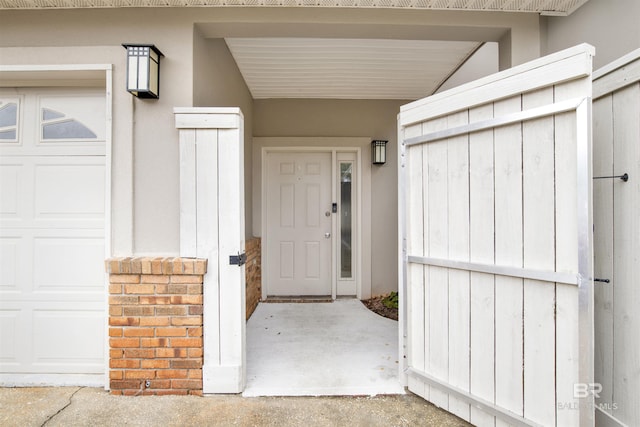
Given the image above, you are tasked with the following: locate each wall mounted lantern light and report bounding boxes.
[372,140,388,165]
[123,44,164,99]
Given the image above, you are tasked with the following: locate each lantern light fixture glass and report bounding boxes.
[371,140,388,165]
[123,44,164,99]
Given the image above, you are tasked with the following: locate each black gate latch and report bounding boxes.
[229,252,247,267]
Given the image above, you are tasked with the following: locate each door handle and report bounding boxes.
[324,233,331,239]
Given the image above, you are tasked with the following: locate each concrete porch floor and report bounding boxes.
[243,299,405,397]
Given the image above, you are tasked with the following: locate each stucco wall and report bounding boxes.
[0,6,545,263]
[0,8,197,256]
[253,99,405,296]
[544,0,640,69]
[193,35,254,239]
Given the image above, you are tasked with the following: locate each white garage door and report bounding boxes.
[0,88,106,384]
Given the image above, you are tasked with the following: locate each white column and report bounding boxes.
[174,107,246,393]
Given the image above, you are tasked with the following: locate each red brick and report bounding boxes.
[170,275,204,284]
[151,258,163,275]
[155,284,169,294]
[110,390,123,396]
[140,316,170,326]
[110,349,124,359]
[141,359,170,369]
[140,275,170,284]
[188,390,203,396]
[141,338,169,348]
[187,327,203,337]
[130,259,142,274]
[148,379,171,389]
[171,338,202,348]
[182,260,195,274]
[139,296,171,305]
[156,306,187,316]
[110,274,141,284]
[109,306,123,316]
[167,284,187,294]
[161,258,174,275]
[188,306,203,315]
[170,295,203,305]
[188,369,203,379]
[120,258,133,274]
[110,338,140,348]
[109,283,123,294]
[110,359,140,369]
[156,327,187,337]
[172,258,184,274]
[124,348,154,358]
[124,284,155,294]
[109,295,139,305]
[124,328,155,337]
[140,258,153,275]
[156,369,188,379]
[110,380,142,390]
[193,260,207,275]
[171,359,202,369]
[110,370,123,380]
[123,306,155,316]
[109,317,140,326]
[171,379,202,389]
[156,348,187,358]
[171,317,202,326]
[109,328,123,337]
[187,284,203,295]
[125,370,154,380]
[187,348,203,358]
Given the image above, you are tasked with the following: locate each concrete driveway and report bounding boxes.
[0,387,471,426]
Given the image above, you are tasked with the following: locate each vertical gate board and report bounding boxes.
[427,131,450,410]
[593,49,640,427]
[218,125,246,382]
[554,80,584,427]
[196,129,220,367]
[446,110,471,422]
[179,129,197,257]
[612,83,640,425]
[175,108,246,394]
[522,87,557,427]
[592,95,614,409]
[493,95,524,427]
[406,122,427,401]
[400,44,595,427]
[468,102,496,427]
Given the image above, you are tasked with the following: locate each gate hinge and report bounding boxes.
[229,252,247,267]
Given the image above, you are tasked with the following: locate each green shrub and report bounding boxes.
[382,291,398,309]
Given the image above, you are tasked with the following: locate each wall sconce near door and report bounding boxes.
[371,140,388,165]
[123,44,164,99]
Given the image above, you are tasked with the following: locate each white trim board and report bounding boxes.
[593,48,640,100]
[400,43,595,127]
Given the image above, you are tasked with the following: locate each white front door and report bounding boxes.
[265,152,332,296]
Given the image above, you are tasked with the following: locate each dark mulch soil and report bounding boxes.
[362,295,398,321]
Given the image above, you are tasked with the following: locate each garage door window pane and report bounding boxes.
[41,108,97,140]
[0,102,18,141]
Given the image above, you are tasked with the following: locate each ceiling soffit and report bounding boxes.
[0,0,590,15]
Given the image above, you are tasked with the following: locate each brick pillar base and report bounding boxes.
[245,237,261,320]
[106,257,207,396]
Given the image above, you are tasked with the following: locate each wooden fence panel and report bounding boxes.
[593,49,640,426]
[399,44,595,427]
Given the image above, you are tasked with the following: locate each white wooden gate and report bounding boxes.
[592,48,640,427]
[399,44,595,427]
[174,108,246,393]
